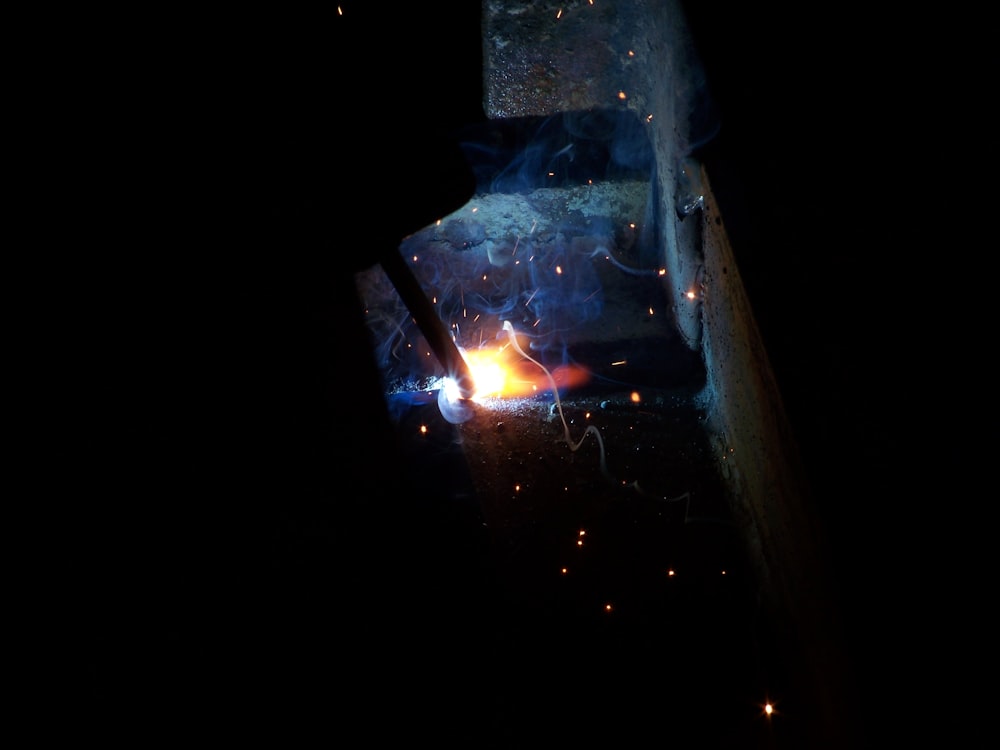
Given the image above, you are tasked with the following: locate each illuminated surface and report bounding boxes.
[391,380,790,745]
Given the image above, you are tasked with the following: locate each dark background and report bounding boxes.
[681,3,987,746]
[53,1,985,745]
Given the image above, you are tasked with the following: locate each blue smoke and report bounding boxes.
[459,109,654,195]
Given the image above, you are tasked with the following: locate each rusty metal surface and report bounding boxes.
[483,0,641,119]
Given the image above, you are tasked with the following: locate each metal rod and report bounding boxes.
[380,247,476,400]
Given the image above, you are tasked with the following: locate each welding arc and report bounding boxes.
[380,248,476,400]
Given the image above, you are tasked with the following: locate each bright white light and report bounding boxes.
[438,380,475,424]
[468,361,506,398]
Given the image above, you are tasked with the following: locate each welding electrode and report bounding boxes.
[379,247,477,400]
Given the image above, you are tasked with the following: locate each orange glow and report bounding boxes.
[459,344,590,399]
